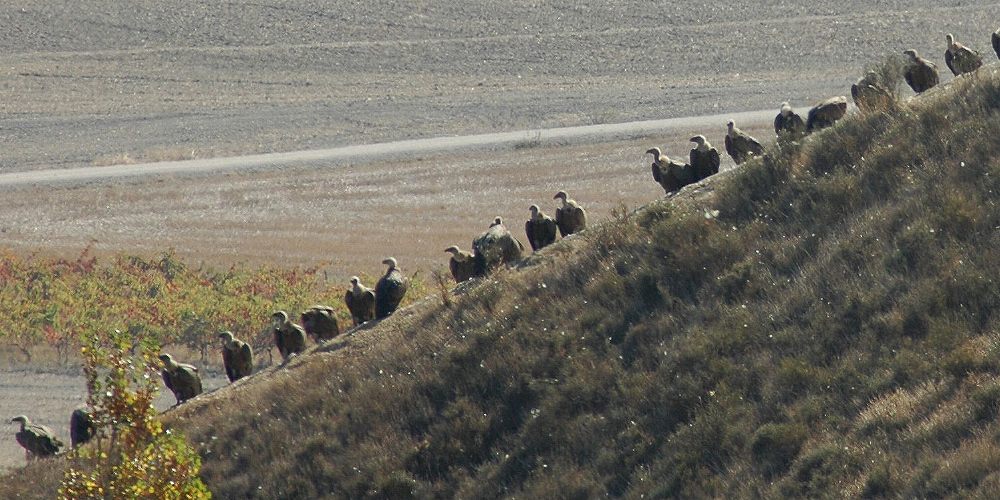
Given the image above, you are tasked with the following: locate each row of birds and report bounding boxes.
[10,30,1000,462]
[8,190,589,459]
[646,32,1000,196]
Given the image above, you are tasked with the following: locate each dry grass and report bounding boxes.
[4,66,1000,498]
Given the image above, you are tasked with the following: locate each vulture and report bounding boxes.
[553,191,587,236]
[689,135,721,181]
[851,72,894,113]
[524,205,558,251]
[158,353,203,405]
[945,33,982,76]
[724,120,764,165]
[445,246,476,283]
[345,276,376,326]
[994,29,1000,61]
[903,49,940,94]
[806,96,848,132]
[472,218,525,276]
[11,415,63,459]
[218,331,253,382]
[301,305,341,342]
[70,408,96,448]
[773,102,806,140]
[646,147,690,194]
[375,257,409,319]
[271,311,307,361]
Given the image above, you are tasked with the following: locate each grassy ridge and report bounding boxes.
[4,68,1000,498]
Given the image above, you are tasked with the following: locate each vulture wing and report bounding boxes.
[525,220,538,251]
[994,31,1000,60]
[161,369,174,394]
[239,342,253,376]
[945,49,957,76]
[724,135,735,162]
[708,149,721,176]
[222,345,235,381]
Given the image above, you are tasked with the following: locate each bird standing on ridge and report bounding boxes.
[375,258,409,319]
[271,311,306,362]
[159,353,203,405]
[70,408,96,448]
[944,33,983,76]
[689,135,720,181]
[525,205,558,251]
[646,147,690,194]
[219,331,253,382]
[851,72,894,113]
[345,276,376,326]
[773,102,806,140]
[724,120,764,165]
[444,245,475,283]
[10,415,63,460]
[806,96,848,132]
[903,49,939,94]
[301,305,341,342]
[553,191,587,236]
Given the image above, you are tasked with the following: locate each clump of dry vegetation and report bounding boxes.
[3,67,1000,498]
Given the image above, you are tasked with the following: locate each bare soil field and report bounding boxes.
[1,0,999,475]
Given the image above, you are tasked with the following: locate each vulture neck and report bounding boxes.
[352,283,365,294]
[696,142,710,152]
[225,339,239,350]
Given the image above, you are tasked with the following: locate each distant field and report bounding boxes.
[0,1,997,172]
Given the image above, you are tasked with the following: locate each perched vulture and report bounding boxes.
[773,102,806,140]
[69,408,96,448]
[646,147,691,194]
[345,276,376,326]
[524,205,558,251]
[445,246,476,282]
[806,96,848,132]
[994,29,1000,60]
[375,258,409,319]
[271,311,307,361]
[553,191,587,236]
[11,416,62,459]
[945,33,982,76]
[301,305,340,342]
[158,353,203,405]
[724,120,764,165]
[689,135,721,181]
[218,331,253,382]
[851,72,894,113]
[903,49,940,94]
[472,219,525,276]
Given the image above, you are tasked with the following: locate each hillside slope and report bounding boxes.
[5,68,1000,498]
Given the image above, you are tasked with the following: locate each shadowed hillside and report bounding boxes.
[5,67,1000,498]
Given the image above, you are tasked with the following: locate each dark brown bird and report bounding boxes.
[806,96,848,132]
[553,191,588,236]
[11,415,63,459]
[851,71,894,112]
[344,276,376,326]
[159,353,203,405]
[903,49,940,94]
[724,120,764,165]
[689,135,721,181]
[773,102,806,140]
[445,246,475,283]
[646,147,689,194]
[945,33,983,76]
[271,311,306,361]
[70,408,96,448]
[525,205,558,251]
[219,331,253,382]
[375,258,409,319]
[301,305,340,342]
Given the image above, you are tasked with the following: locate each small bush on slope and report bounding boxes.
[5,69,1000,498]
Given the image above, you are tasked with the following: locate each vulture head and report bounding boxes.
[779,102,792,116]
[903,49,919,61]
[158,353,177,369]
[726,120,736,136]
[218,331,235,347]
[491,217,503,227]
[946,33,956,50]
[382,257,398,271]
[444,246,460,255]
[10,415,28,428]
[271,311,289,329]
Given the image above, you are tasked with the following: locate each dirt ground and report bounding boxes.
[1,0,1000,473]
